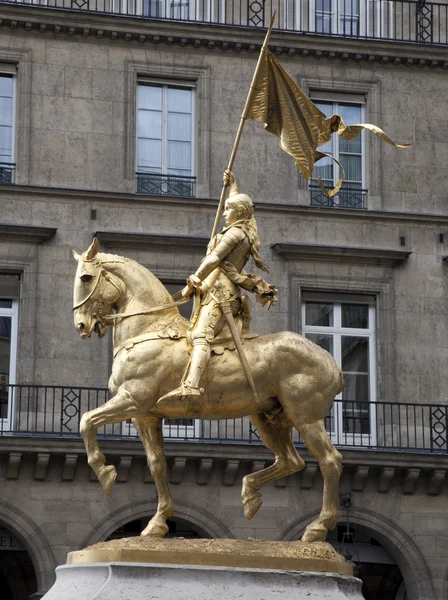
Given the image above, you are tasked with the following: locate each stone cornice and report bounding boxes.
[272,243,411,266]
[0,222,57,243]
[1,4,448,68]
[2,183,448,226]
[95,231,208,253]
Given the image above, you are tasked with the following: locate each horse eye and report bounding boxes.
[81,274,93,283]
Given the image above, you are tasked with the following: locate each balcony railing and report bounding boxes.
[0,162,15,185]
[0,385,447,453]
[136,172,196,197]
[310,185,368,209]
[0,0,447,45]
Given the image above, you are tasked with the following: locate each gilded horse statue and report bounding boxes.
[72,238,344,543]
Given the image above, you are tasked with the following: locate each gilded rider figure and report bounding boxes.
[157,171,278,406]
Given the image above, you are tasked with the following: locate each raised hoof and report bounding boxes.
[98,465,117,495]
[301,524,328,543]
[140,521,169,538]
[242,491,262,520]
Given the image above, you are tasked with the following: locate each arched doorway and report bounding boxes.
[106,516,210,541]
[326,523,406,600]
[0,526,37,600]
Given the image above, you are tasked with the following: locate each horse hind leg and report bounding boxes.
[295,419,342,542]
[80,388,138,494]
[242,411,305,520]
[132,416,174,538]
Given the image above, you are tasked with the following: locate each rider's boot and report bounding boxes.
[157,341,211,406]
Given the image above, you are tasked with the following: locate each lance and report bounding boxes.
[210,11,277,240]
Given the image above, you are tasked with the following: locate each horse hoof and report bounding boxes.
[141,521,169,538]
[243,491,262,520]
[301,524,327,543]
[99,465,117,495]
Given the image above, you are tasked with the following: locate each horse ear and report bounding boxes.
[72,250,81,262]
[83,237,100,261]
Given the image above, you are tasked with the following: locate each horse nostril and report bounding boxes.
[77,322,86,333]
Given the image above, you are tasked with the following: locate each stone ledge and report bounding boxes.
[2,184,448,226]
[272,243,411,267]
[95,231,208,253]
[1,4,448,68]
[0,223,57,243]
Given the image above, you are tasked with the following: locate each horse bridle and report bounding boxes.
[73,266,190,327]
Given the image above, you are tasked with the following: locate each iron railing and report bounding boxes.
[310,185,368,209]
[136,172,196,197]
[0,0,447,45]
[0,162,15,185]
[0,385,447,453]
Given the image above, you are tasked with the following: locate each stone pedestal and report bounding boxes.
[41,538,364,600]
[43,562,363,600]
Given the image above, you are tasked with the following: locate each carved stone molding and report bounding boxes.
[117,456,133,483]
[62,453,78,481]
[301,464,318,489]
[378,467,395,493]
[223,459,240,485]
[352,466,370,491]
[34,453,50,481]
[171,457,187,484]
[95,231,208,254]
[428,469,446,496]
[272,243,411,267]
[197,458,213,485]
[403,468,421,494]
[6,451,22,479]
[0,224,57,244]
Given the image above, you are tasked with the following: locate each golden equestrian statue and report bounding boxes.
[73,216,343,544]
[72,14,409,547]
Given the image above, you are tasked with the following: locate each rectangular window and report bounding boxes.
[111,0,225,22]
[0,274,20,430]
[309,99,366,209]
[302,294,377,445]
[136,82,195,197]
[0,74,15,185]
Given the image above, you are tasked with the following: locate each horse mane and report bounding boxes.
[98,252,173,305]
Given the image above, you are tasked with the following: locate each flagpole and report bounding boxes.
[209,11,276,241]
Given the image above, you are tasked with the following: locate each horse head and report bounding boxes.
[72,238,122,339]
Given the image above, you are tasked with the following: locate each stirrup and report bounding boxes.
[157,383,202,406]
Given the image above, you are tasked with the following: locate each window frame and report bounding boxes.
[310,96,366,191]
[136,80,196,195]
[301,295,377,446]
[0,298,19,430]
[0,72,16,183]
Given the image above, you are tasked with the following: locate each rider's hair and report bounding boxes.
[227,186,269,273]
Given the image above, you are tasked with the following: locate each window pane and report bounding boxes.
[305,332,334,355]
[342,374,369,402]
[0,126,12,159]
[313,156,333,184]
[0,98,12,127]
[339,153,362,183]
[168,112,192,142]
[168,140,191,170]
[138,84,162,110]
[342,304,369,328]
[137,138,162,170]
[0,300,12,308]
[168,88,192,113]
[0,316,11,376]
[0,76,13,98]
[342,336,368,372]
[305,302,334,327]
[138,110,162,139]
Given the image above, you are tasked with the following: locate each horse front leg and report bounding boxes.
[132,415,174,538]
[80,388,138,494]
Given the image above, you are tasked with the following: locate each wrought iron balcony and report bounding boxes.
[310,184,367,209]
[0,162,15,185]
[0,0,447,45]
[136,172,196,197]
[0,384,446,453]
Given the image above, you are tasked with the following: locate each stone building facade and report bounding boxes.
[0,1,447,599]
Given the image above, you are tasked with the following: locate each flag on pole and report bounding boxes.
[244,49,411,197]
